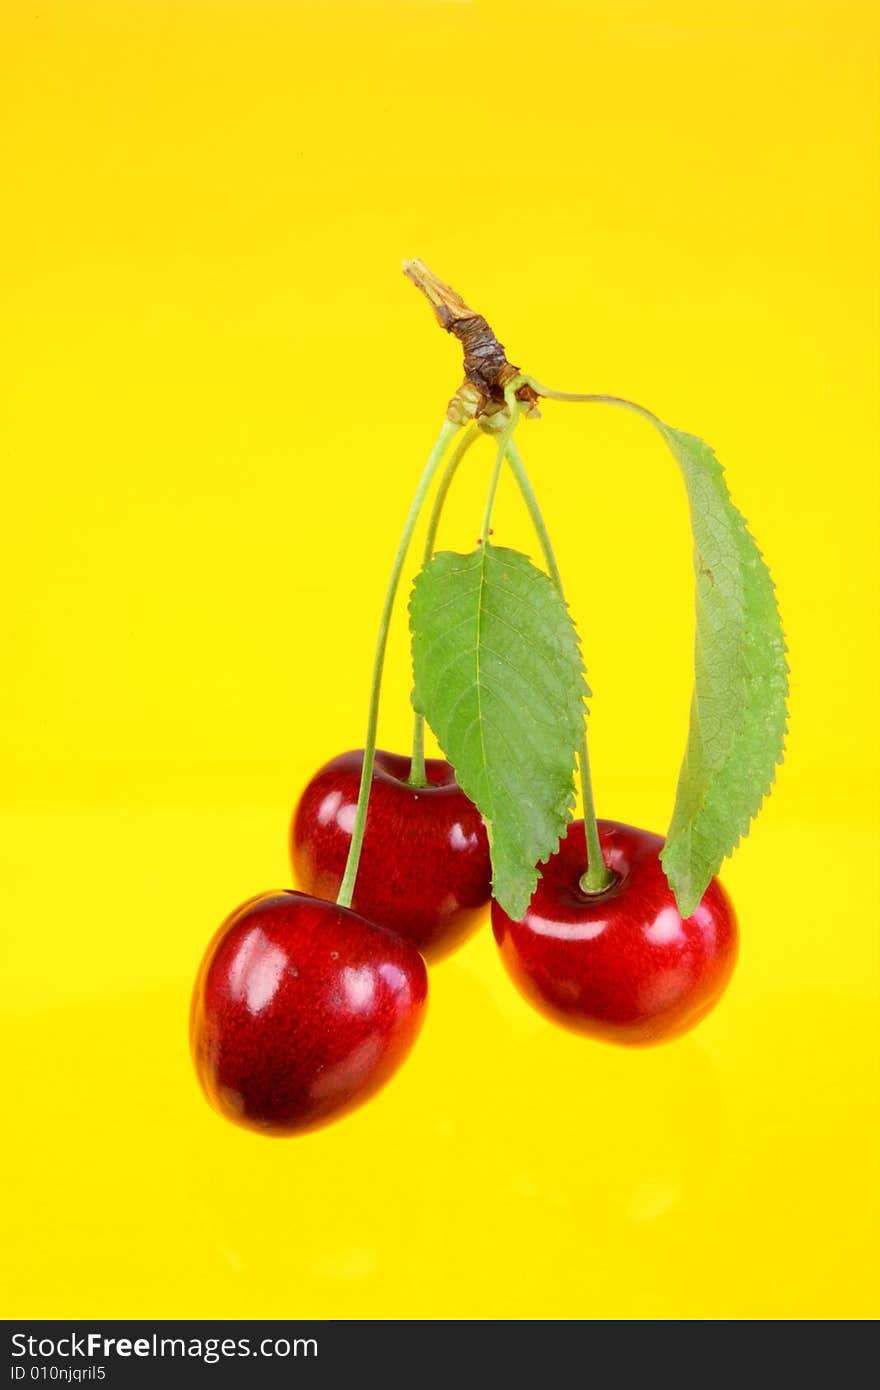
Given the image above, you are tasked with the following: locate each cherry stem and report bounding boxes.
[337,417,461,909]
[480,385,521,544]
[505,437,614,895]
[515,376,666,893]
[408,423,483,788]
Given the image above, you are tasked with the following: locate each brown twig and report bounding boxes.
[403,259,540,422]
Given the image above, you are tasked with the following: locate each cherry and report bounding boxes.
[290,749,491,960]
[191,890,428,1135]
[492,820,738,1044]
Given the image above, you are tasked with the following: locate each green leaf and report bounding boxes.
[652,421,788,916]
[410,544,587,920]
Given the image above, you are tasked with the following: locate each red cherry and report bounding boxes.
[492,820,738,1044]
[290,749,491,960]
[191,891,428,1135]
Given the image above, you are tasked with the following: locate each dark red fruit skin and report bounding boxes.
[290,749,491,961]
[492,820,738,1045]
[191,891,428,1135]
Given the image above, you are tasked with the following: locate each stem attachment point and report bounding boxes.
[404,259,540,422]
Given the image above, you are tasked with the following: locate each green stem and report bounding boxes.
[524,378,657,426]
[408,711,428,791]
[337,417,460,908]
[504,438,564,590]
[480,387,520,545]
[517,375,664,893]
[408,423,482,787]
[505,437,614,895]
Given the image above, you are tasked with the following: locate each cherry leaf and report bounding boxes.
[409,545,587,920]
[652,421,789,916]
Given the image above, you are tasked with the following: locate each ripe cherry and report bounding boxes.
[191,891,428,1134]
[290,749,491,960]
[492,820,738,1044]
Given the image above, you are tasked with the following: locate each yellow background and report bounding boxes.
[2,0,877,1321]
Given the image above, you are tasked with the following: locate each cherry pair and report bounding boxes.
[191,748,736,1136]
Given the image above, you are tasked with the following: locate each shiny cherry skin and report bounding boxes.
[191,891,428,1135]
[492,820,738,1045]
[290,749,491,961]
